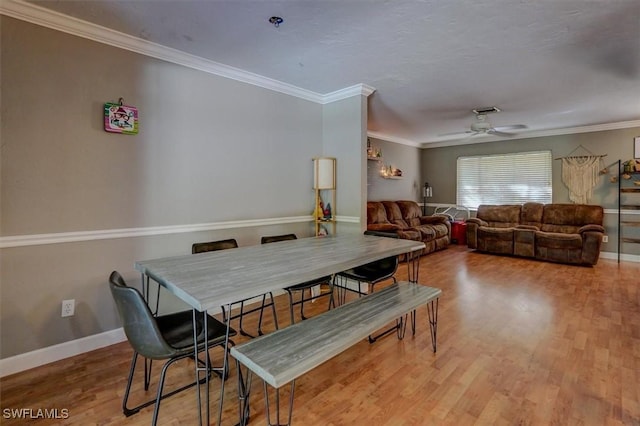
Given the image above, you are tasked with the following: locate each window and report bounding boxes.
[457,151,552,209]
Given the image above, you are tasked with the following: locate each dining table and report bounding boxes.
[134,233,425,425]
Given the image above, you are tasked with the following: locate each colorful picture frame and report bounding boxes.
[104,102,138,134]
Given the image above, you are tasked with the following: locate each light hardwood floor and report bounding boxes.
[1,246,639,425]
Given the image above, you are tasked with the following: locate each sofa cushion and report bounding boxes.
[397,228,422,241]
[477,226,514,254]
[367,202,401,232]
[520,202,544,228]
[413,225,436,241]
[535,232,584,264]
[535,232,582,249]
[476,205,522,228]
[367,201,389,225]
[396,200,424,228]
[428,223,450,239]
[382,201,409,229]
[540,204,604,234]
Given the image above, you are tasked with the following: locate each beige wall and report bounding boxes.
[0,17,366,359]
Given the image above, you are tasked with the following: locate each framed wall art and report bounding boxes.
[635,136,640,159]
[104,99,138,134]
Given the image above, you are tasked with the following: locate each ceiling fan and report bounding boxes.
[440,107,527,138]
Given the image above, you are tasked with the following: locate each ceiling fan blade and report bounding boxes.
[438,130,471,137]
[488,129,516,137]
[493,124,527,131]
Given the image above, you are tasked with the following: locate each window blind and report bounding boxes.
[457,151,552,209]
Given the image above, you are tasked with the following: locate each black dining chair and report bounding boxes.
[192,238,279,337]
[260,234,334,324]
[109,271,236,426]
[333,233,401,343]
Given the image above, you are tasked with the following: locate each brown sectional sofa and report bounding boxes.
[466,203,605,265]
[367,200,450,255]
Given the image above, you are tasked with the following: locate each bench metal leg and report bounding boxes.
[264,380,296,426]
[236,360,252,426]
[367,311,412,343]
[427,299,439,352]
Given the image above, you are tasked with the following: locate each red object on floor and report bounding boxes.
[451,221,467,245]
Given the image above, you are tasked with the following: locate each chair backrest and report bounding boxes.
[109,271,177,360]
[261,234,297,244]
[353,256,399,282]
[192,238,238,254]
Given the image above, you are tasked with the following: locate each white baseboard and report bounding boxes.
[0,328,126,378]
[599,251,640,263]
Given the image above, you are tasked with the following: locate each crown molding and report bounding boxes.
[367,131,421,147]
[322,84,376,104]
[421,120,640,149]
[0,0,373,105]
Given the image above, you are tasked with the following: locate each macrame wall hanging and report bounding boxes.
[555,145,606,204]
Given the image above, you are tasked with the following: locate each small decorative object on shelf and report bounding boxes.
[380,164,403,179]
[366,138,383,159]
[623,159,636,173]
[315,195,325,220]
[324,202,332,219]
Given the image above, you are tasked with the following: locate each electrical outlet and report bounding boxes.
[603,235,609,243]
[61,299,75,317]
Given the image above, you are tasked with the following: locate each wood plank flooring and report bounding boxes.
[1,246,639,425]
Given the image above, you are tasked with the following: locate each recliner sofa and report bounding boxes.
[366,200,450,255]
[466,203,605,265]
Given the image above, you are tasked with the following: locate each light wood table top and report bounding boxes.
[135,234,425,313]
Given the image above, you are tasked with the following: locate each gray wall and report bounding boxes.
[421,127,640,255]
[0,17,366,358]
[367,137,422,202]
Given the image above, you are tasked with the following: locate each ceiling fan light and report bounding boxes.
[470,121,491,132]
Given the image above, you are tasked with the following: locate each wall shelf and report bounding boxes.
[380,175,403,180]
[617,159,640,263]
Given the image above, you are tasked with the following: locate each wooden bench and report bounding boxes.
[230,281,441,425]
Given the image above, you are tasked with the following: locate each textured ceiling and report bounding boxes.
[25,0,640,146]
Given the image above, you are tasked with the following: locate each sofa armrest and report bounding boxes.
[364,230,399,239]
[367,223,402,233]
[466,217,488,227]
[419,215,449,225]
[578,224,605,234]
[581,229,604,265]
[465,218,484,249]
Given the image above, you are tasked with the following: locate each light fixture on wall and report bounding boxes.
[313,157,336,190]
[422,182,433,215]
[313,157,337,236]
